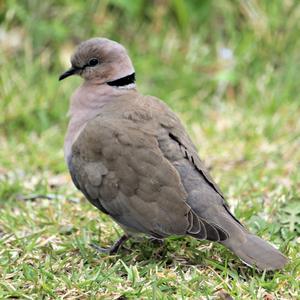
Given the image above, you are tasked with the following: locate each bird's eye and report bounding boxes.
[88,58,99,66]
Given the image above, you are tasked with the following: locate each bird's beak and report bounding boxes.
[59,67,78,81]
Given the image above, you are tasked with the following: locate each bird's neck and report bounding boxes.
[107,73,136,89]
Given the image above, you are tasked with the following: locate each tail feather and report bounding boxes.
[196,207,289,270]
[222,231,288,271]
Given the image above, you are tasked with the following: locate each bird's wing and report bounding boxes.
[141,96,244,241]
[155,98,224,198]
[69,115,215,239]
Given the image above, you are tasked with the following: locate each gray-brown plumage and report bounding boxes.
[59,38,288,270]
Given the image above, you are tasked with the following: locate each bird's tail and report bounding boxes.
[217,210,289,270]
[222,232,288,270]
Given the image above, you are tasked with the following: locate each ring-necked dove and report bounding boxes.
[59,38,288,270]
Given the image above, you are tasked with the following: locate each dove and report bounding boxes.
[59,38,288,270]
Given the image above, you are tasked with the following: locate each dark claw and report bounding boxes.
[148,238,164,247]
[90,243,115,254]
[90,234,129,255]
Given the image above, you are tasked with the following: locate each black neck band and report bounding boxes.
[107,73,136,87]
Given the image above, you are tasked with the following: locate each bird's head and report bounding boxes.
[59,38,135,85]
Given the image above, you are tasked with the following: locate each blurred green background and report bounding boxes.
[0,0,299,299]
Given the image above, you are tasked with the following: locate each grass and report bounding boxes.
[0,0,300,299]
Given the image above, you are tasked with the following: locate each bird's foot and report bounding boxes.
[90,234,129,255]
[148,237,164,247]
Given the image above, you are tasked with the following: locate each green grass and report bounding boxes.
[1,0,300,298]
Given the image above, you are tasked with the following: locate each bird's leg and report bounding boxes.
[148,237,164,247]
[90,234,129,255]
